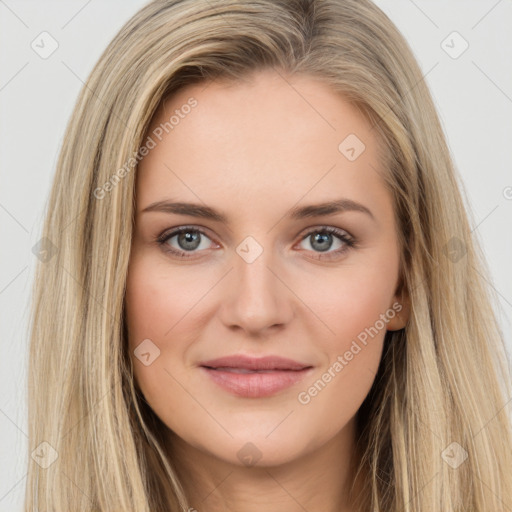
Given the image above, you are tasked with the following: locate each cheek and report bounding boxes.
[309,276,389,386]
[303,260,398,350]
[293,249,398,411]
[295,271,393,437]
[125,253,205,343]
[124,255,212,409]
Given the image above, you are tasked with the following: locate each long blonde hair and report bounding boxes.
[25,0,512,510]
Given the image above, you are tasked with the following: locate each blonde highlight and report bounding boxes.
[26,0,512,510]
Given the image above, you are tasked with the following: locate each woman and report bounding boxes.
[25,0,512,510]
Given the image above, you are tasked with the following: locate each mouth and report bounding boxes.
[200,354,311,371]
[206,367,296,374]
[199,355,313,398]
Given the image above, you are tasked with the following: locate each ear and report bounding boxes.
[386,285,410,331]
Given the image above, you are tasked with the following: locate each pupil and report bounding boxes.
[179,231,200,250]
[175,231,334,253]
[312,233,332,252]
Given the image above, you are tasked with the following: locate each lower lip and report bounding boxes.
[200,367,313,398]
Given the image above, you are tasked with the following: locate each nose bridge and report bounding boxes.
[220,234,293,333]
[236,239,276,295]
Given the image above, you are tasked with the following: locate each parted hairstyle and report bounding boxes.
[25,0,512,510]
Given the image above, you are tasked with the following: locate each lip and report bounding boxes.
[199,355,314,398]
[200,355,311,371]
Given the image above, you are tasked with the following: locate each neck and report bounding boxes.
[165,417,365,512]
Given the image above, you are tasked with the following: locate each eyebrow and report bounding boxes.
[141,198,375,222]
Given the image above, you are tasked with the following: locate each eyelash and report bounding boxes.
[156,225,356,261]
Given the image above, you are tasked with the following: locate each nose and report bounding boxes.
[218,244,294,337]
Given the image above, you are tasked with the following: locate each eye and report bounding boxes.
[156,225,356,260]
[296,226,355,260]
[157,226,216,258]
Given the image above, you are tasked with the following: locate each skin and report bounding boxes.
[125,68,409,512]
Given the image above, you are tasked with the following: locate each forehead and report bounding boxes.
[135,69,390,223]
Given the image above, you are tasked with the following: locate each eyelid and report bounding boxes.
[157,224,356,260]
[293,225,356,259]
[298,225,354,242]
[157,225,219,248]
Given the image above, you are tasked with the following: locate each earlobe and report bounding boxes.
[387,292,410,331]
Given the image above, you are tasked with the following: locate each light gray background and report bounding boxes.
[1,1,511,509]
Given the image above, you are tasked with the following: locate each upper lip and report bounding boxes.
[200,355,312,371]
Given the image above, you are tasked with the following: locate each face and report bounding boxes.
[125,69,407,469]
